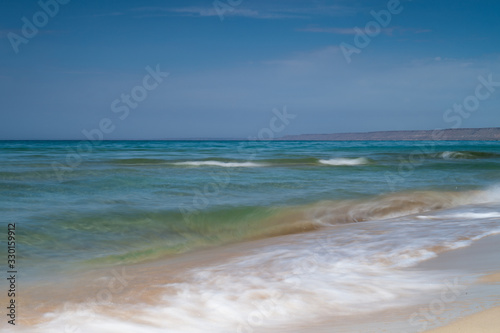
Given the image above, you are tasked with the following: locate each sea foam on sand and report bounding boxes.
[9,202,500,333]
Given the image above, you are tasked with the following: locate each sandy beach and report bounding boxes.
[425,306,500,333]
[406,234,500,333]
[424,270,500,333]
[7,224,499,333]
[288,234,500,333]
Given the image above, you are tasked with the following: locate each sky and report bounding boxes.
[0,0,499,139]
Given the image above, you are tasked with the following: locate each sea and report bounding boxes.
[1,140,500,332]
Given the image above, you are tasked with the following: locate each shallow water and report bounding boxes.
[1,140,500,331]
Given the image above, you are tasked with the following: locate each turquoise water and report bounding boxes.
[2,140,500,332]
[1,140,500,273]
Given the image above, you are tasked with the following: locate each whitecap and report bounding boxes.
[319,157,369,166]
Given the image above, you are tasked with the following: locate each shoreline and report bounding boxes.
[419,235,500,333]
[5,220,499,332]
[424,305,500,333]
[425,306,500,333]
[288,234,500,333]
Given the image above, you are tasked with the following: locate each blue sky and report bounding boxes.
[1,0,499,139]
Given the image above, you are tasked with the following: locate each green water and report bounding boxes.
[1,140,500,274]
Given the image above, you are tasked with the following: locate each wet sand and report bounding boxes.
[289,234,500,333]
[400,234,500,333]
[424,306,500,333]
[423,269,500,333]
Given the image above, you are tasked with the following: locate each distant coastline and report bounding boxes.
[279,127,500,141]
[3,127,500,141]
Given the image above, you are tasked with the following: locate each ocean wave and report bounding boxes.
[82,186,500,266]
[436,151,500,160]
[106,156,376,168]
[26,201,500,333]
[306,186,500,225]
[419,212,500,220]
[174,161,265,167]
[319,157,370,166]
[174,157,371,168]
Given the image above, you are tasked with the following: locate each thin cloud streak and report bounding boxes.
[130,4,358,19]
[298,26,432,36]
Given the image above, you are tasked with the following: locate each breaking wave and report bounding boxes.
[319,157,370,166]
[436,151,500,160]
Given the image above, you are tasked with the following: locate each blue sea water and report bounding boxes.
[1,140,500,269]
[1,140,500,332]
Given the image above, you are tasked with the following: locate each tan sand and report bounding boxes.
[422,267,500,332]
[480,271,500,284]
[424,306,500,333]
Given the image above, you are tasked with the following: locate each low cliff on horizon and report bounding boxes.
[280,128,500,141]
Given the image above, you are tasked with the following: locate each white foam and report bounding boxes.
[23,203,500,333]
[319,157,369,166]
[440,151,466,159]
[440,212,500,219]
[480,185,500,203]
